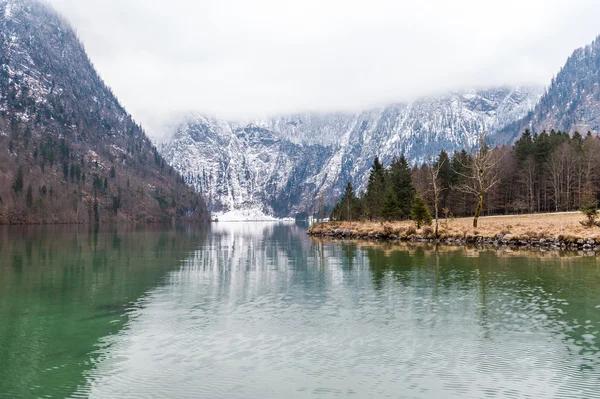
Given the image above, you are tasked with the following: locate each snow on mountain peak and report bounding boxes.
[160,86,542,218]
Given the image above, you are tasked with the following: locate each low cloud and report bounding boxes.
[48,0,600,136]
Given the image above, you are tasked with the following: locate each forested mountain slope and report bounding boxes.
[0,0,209,224]
[500,35,600,141]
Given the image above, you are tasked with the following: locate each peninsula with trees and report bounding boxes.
[309,130,600,251]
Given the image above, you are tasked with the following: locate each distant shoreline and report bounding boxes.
[308,212,600,252]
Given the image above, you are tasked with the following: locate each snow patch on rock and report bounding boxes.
[216,208,292,222]
[161,87,543,218]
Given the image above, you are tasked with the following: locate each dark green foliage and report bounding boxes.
[71,164,81,182]
[364,157,386,220]
[110,166,116,179]
[92,174,103,192]
[331,157,416,222]
[388,156,415,218]
[436,150,453,208]
[26,185,33,209]
[12,167,24,194]
[152,147,161,166]
[154,193,169,210]
[331,180,360,221]
[112,196,121,215]
[380,188,400,221]
[580,193,600,227]
[93,197,100,225]
[23,125,32,149]
[410,194,432,228]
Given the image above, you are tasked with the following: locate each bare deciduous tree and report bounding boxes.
[547,142,577,212]
[428,156,446,238]
[455,133,503,228]
[580,135,600,204]
[313,193,325,224]
[520,156,537,213]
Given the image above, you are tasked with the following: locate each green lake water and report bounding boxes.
[0,223,599,398]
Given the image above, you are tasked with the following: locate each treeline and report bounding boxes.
[331,130,600,226]
[0,114,208,225]
[331,156,417,221]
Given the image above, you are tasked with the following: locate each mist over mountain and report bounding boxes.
[160,28,600,220]
[161,35,600,220]
[159,87,542,219]
[6,0,600,222]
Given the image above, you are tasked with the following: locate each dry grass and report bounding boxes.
[311,212,600,241]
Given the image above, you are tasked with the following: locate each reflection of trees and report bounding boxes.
[359,243,600,372]
[0,225,206,398]
[4,223,596,397]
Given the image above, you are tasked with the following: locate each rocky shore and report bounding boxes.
[308,219,600,252]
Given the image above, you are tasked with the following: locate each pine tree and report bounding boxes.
[580,192,599,227]
[364,157,386,220]
[93,196,100,225]
[112,196,121,215]
[388,155,415,218]
[62,161,69,180]
[381,187,399,221]
[514,129,535,164]
[436,150,453,209]
[26,185,33,209]
[336,180,357,221]
[410,194,432,229]
[12,167,24,194]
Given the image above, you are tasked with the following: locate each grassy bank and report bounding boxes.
[309,212,600,250]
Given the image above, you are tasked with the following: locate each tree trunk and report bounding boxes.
[347,200,351,222]
[434,191,440,238]
[473,193,483,228]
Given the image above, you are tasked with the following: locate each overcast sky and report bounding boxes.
[47,0,600,136]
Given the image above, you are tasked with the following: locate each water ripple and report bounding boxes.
[71,227,600,399]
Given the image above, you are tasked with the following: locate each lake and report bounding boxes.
[0,223,599,398]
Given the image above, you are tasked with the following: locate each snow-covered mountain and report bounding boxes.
[159,87,541,219]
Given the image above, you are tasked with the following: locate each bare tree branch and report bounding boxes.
[455,132,504,228]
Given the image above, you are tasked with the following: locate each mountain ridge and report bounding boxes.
[160,86,542,219]
[500,34,600,138]
[0,0,209,224]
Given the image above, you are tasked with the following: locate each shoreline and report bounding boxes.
[308,214,600,252]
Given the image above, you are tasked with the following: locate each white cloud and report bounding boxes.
[47,0,600,136]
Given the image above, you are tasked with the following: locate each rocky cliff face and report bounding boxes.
[160,87,541,219]
[159,116,334,219]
